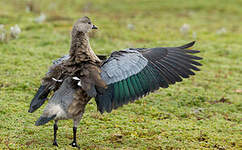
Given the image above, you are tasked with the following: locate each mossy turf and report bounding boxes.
[0,0,241,149]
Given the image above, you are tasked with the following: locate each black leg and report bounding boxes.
[70,127,80,148]
[53,123,58,147]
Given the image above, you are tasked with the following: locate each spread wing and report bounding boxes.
[28,55,69,113]
[29,53,108,113]
[95,41,202,113]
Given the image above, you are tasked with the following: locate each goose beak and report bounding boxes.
[92,25,98,29]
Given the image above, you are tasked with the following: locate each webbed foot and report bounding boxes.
[70,141,80,148]
[53,141,58,147]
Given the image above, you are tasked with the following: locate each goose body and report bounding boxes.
[28,16,202,148]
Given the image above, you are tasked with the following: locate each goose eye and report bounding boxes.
[88,22,91,25]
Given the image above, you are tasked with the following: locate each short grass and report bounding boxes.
[0,0,241,149]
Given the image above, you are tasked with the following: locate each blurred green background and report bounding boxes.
[0,0,241,149]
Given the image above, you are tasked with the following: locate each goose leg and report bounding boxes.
[53,120,58,147]
[70,127,79,148]
[70,118,81,148]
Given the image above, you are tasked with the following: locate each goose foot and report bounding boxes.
[70,141,80,148]
[53,141,58,147]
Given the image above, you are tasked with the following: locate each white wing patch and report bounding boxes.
[72,77,82,87]
[52,78,63,82]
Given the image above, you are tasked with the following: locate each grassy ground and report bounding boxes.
[0,0,241,149]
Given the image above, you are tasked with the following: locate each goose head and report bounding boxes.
[72,16,98,34]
